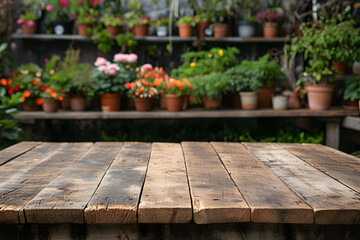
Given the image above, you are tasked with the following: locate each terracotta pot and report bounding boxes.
[77,23,93,36]
[343,99,359,111]
[202,95,222,109]
[106,25,121,37]
[305,84,334,111]
[288,87,302,109]
[70,95,87,111]
[239,91,258,110]
[22,23,36,34]
[332,61,350,76]
[196,21,210,38]
[100,93,121,112]
[178,24,192,38]
[160,94,167,109]
[132,24,149,36]
[61,93,71,110]
[258,86,275,108]
[23,103,39,111]
[133,97,154,111]
[263,23,278,38]
[42,99,59,113]
[232,92,242,109]
[165,94,184,112]
[213,23,228,38]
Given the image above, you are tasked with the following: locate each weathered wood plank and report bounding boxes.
[138,143,192,223]
[85,142,151,224]
[281,143,360,193]
[211,142,313,224]
[0,143,63,184]
[245,142,360,224]
[182,142,250,224]
[0,141,41,166]
[0,143,92,224]
[23,142,123,224]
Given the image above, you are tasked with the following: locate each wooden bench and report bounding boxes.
[0,141,359,239]
[14,108,359,149]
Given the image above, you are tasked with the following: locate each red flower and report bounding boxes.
[8,88,14,95]
[23,90,31,98]
[39,85,47,91]
[59,0,68,8]
[36,98,43,105]
[14,85,20,91]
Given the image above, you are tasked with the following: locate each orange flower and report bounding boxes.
[23,90,31,98]
[50,92,57,98]
[154,78,162,86]
[7,79,12,85]
[45,88,52,93]
[35,98,43,105]
[166,82,171,88]
[0,78,7,86]
[58,96,63,101]
[20,97,26,102]
[49,69,55,75]
[139,94,144,98]
[32,78,41,85]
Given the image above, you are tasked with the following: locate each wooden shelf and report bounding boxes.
[14,108,358,120]
[12,34,290,43]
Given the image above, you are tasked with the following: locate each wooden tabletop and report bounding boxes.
[0,141,359,225]
[14,108,358,120]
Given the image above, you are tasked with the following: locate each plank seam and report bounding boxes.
[0,142,42,167]
[82,142,124,224]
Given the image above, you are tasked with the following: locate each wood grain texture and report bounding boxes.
[138,143,192,223]
[23,142,123,224]
[0,141,41,166]
[0,143,92,224]
[245,142,360,224]
[281,143,360,193]
[211,142,313,224]
[85,142,151,224]
[182,142,250,224]
[13,108,357,120]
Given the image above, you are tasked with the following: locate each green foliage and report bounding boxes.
[151,17,169,28]
[19,11,37,21]
[344,75,360,101]
[116,32,138,52]
[71,63,94,97]
[0,87,23,148]
[171,47,240,79]
[91,29,115,53]
[75,3,98,25]
[101,17,123,27]
[190,0,229,22]
[176,16,196,27]
[236,0,260,20]
[191,72,230,99]
[0,43,13,74]
[124,0,149,28]
[45,0,76,22]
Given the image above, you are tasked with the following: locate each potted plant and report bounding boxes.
[75,1,99,36]
[45,0,76,35]
[256,8,284,38]
[344,75,360,111]
[160,77,193,112]
[92,55,136,112]
[17,11,37,34]
[151,17,170,37]
[124,64,160,111]
[237,0,259,37]
[101,0,123,36]
[194,14,214,38]
[212,1,229,38]
[40,86,64,112]
[176,16,196,38]
[225,63,261,110]
[12,63,44,110]
[124,0,150,37]
[191,72,230,109]
[101,16,123,37]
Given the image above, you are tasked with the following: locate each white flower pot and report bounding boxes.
[157,26,168,37]
[239,91,258,110]
[238,21,255,38]
[272,95,289,110]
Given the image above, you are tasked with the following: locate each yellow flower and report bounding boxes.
[208,54,212,58]
[190,62,196,67]
[218,49,224,56]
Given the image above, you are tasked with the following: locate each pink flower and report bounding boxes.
[127,53,138,63]
[17,18,25,25]
[141,64,153,72]
[46,4,53,12]
[94,57,107,66]
[27,21,35,27]
[98,65,107,72]
[59,0,68,8]
[114,53,127,63]
[108,68,117,75]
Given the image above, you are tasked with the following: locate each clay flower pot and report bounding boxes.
[159,94,167,109]
[132,24,149,36]
[77,23,93,36]
[305,84,334,111]
[213,23,228,38]
[42,99,59,113]
[106,26,121,37]
[178,24,192,37]
[263,23,278,38]
[258,86,275,108]
[61,93,71,110]
[23,103,39,111]
[202,95,222,109]
[133,97,154,111]
[343,99,359,111]
[165,94,184,112]
[196,21,210,38]
[70,95,87,111]
[239,91,258,110]
[22,23,36,34]
[100,93,121,112]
